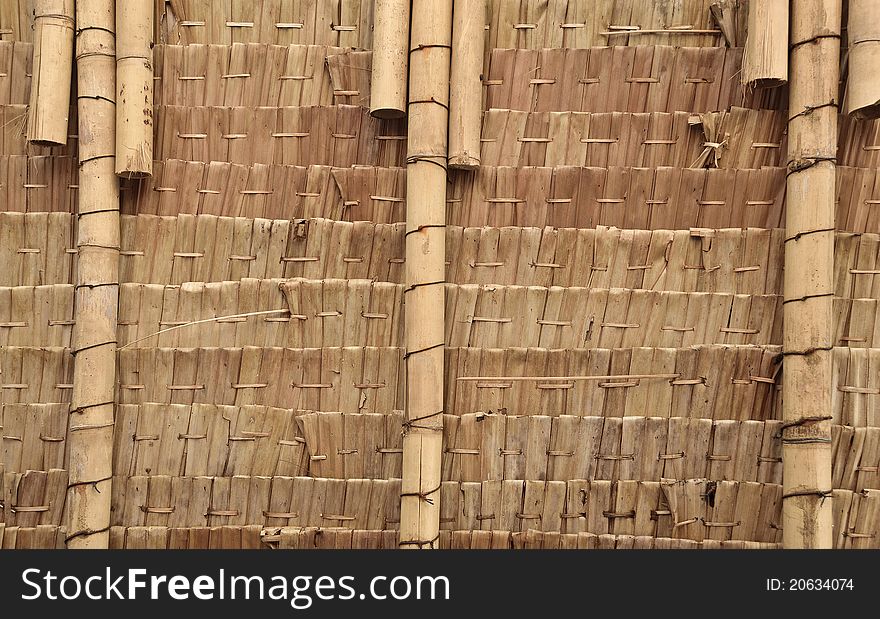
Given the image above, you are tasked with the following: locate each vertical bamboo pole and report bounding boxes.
[845,0,880,119]
[783,0,839,549]
[742,0,788,87]
[370,0,410,119]
[66,0,119,549]
[448,0,484,169]
[115,0,153,177]
[27,0,75,146]
[400,0,452,549]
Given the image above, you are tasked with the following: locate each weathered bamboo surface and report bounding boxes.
[27,0,75,147]
[0,526,67,549]
[0,346,73,406]
[0,468,69,526]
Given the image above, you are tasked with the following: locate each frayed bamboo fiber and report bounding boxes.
[66,0,119,550]
[783,0,839,549]
[845,0,880,119]
[369,0,409,119]
[115,0,153,177]
[400,0,452,549]
[448,0,484,169]
[742,0,788,87]
[26,0,74,146]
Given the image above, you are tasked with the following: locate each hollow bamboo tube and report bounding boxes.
[400,0,451,549]
[845,0,880,119]
[742,0,788,87]
[115,0,153,177]
[66,0,119,550]
[448,0,484,169]
[26,0,75,146]
[783,0,839,550]
[369,0,410,119]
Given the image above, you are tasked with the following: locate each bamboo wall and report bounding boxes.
[2,0,880,549]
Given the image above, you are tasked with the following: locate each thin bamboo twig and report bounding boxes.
[118,309,290,349]
[783,0,839,549]
[27,0,75,146]
[66,0,119,550]
[400,0,452,550]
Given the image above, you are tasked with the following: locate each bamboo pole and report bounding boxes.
[26,0,75,146]
[783,0,839,549]
[448,0,484,169]
[400,0,452,549]
[845,0,880,119]
[369,0,410,119]
[742,0,788,87]
[66,0,119,549]
[115,0,153,177]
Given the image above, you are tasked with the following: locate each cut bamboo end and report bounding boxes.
[115,0,154,178]
[26,0,75,146]
[742,0,788,88]
[448,0,485,169]
[846,0,880,119]
[369,0,410,120]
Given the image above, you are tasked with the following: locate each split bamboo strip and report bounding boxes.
[401,0,452,549]
[115,0,153,177]
[783,0,839,549]
[742,0,788,88]
[66,0,119,550]
[369,0,409,119]
[448,0,484,169]
[26,1,74,146]
[845,0,880,120]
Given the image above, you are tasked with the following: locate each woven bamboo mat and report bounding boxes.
[153,105,406,166]
[12,214,875,296]
[0,346,73,406]
[0,41,30,104]
[157,0,375,47]
[0,468,68,527]
[0,525,67,549]
[0,0,30,42]
[0,403,68,472]
[485,46,784,113]
[109,525,265,549]
[154,44,346,107]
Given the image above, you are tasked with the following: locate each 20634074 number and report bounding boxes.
[767,578,854,591]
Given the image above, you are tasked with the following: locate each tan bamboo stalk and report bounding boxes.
[115,0,153,176]
[26,0,75,146]
[369,0,410,119]
[783,0,839,549]
[66,0,119,549]
[400,0,451,549]
[742,0,788,87]
[845,0,880,119]
[448,0,484,169]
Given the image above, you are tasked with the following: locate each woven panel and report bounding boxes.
[158,0,374,47]
[0,105,78,157]
[0,525,67,549]
[113,403,309,477]
[154,44,346,107]
[485,46,783,113]
[0,212,76,286]
[833,489,880,549]
[0,0,31,42]
[110,475,402,529]
[123,161,339,218]
[109,524,266,549]
[0,468,67,526]
[479,108,786,168]
[0,346,73,405]
[0,403,68,472]
[116,346,405,412]
[0,41,30,104]
[154,105,406,166]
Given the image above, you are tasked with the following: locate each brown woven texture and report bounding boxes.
[0,1,31,42]
[0,41,31,103]
[0,526,67,549]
